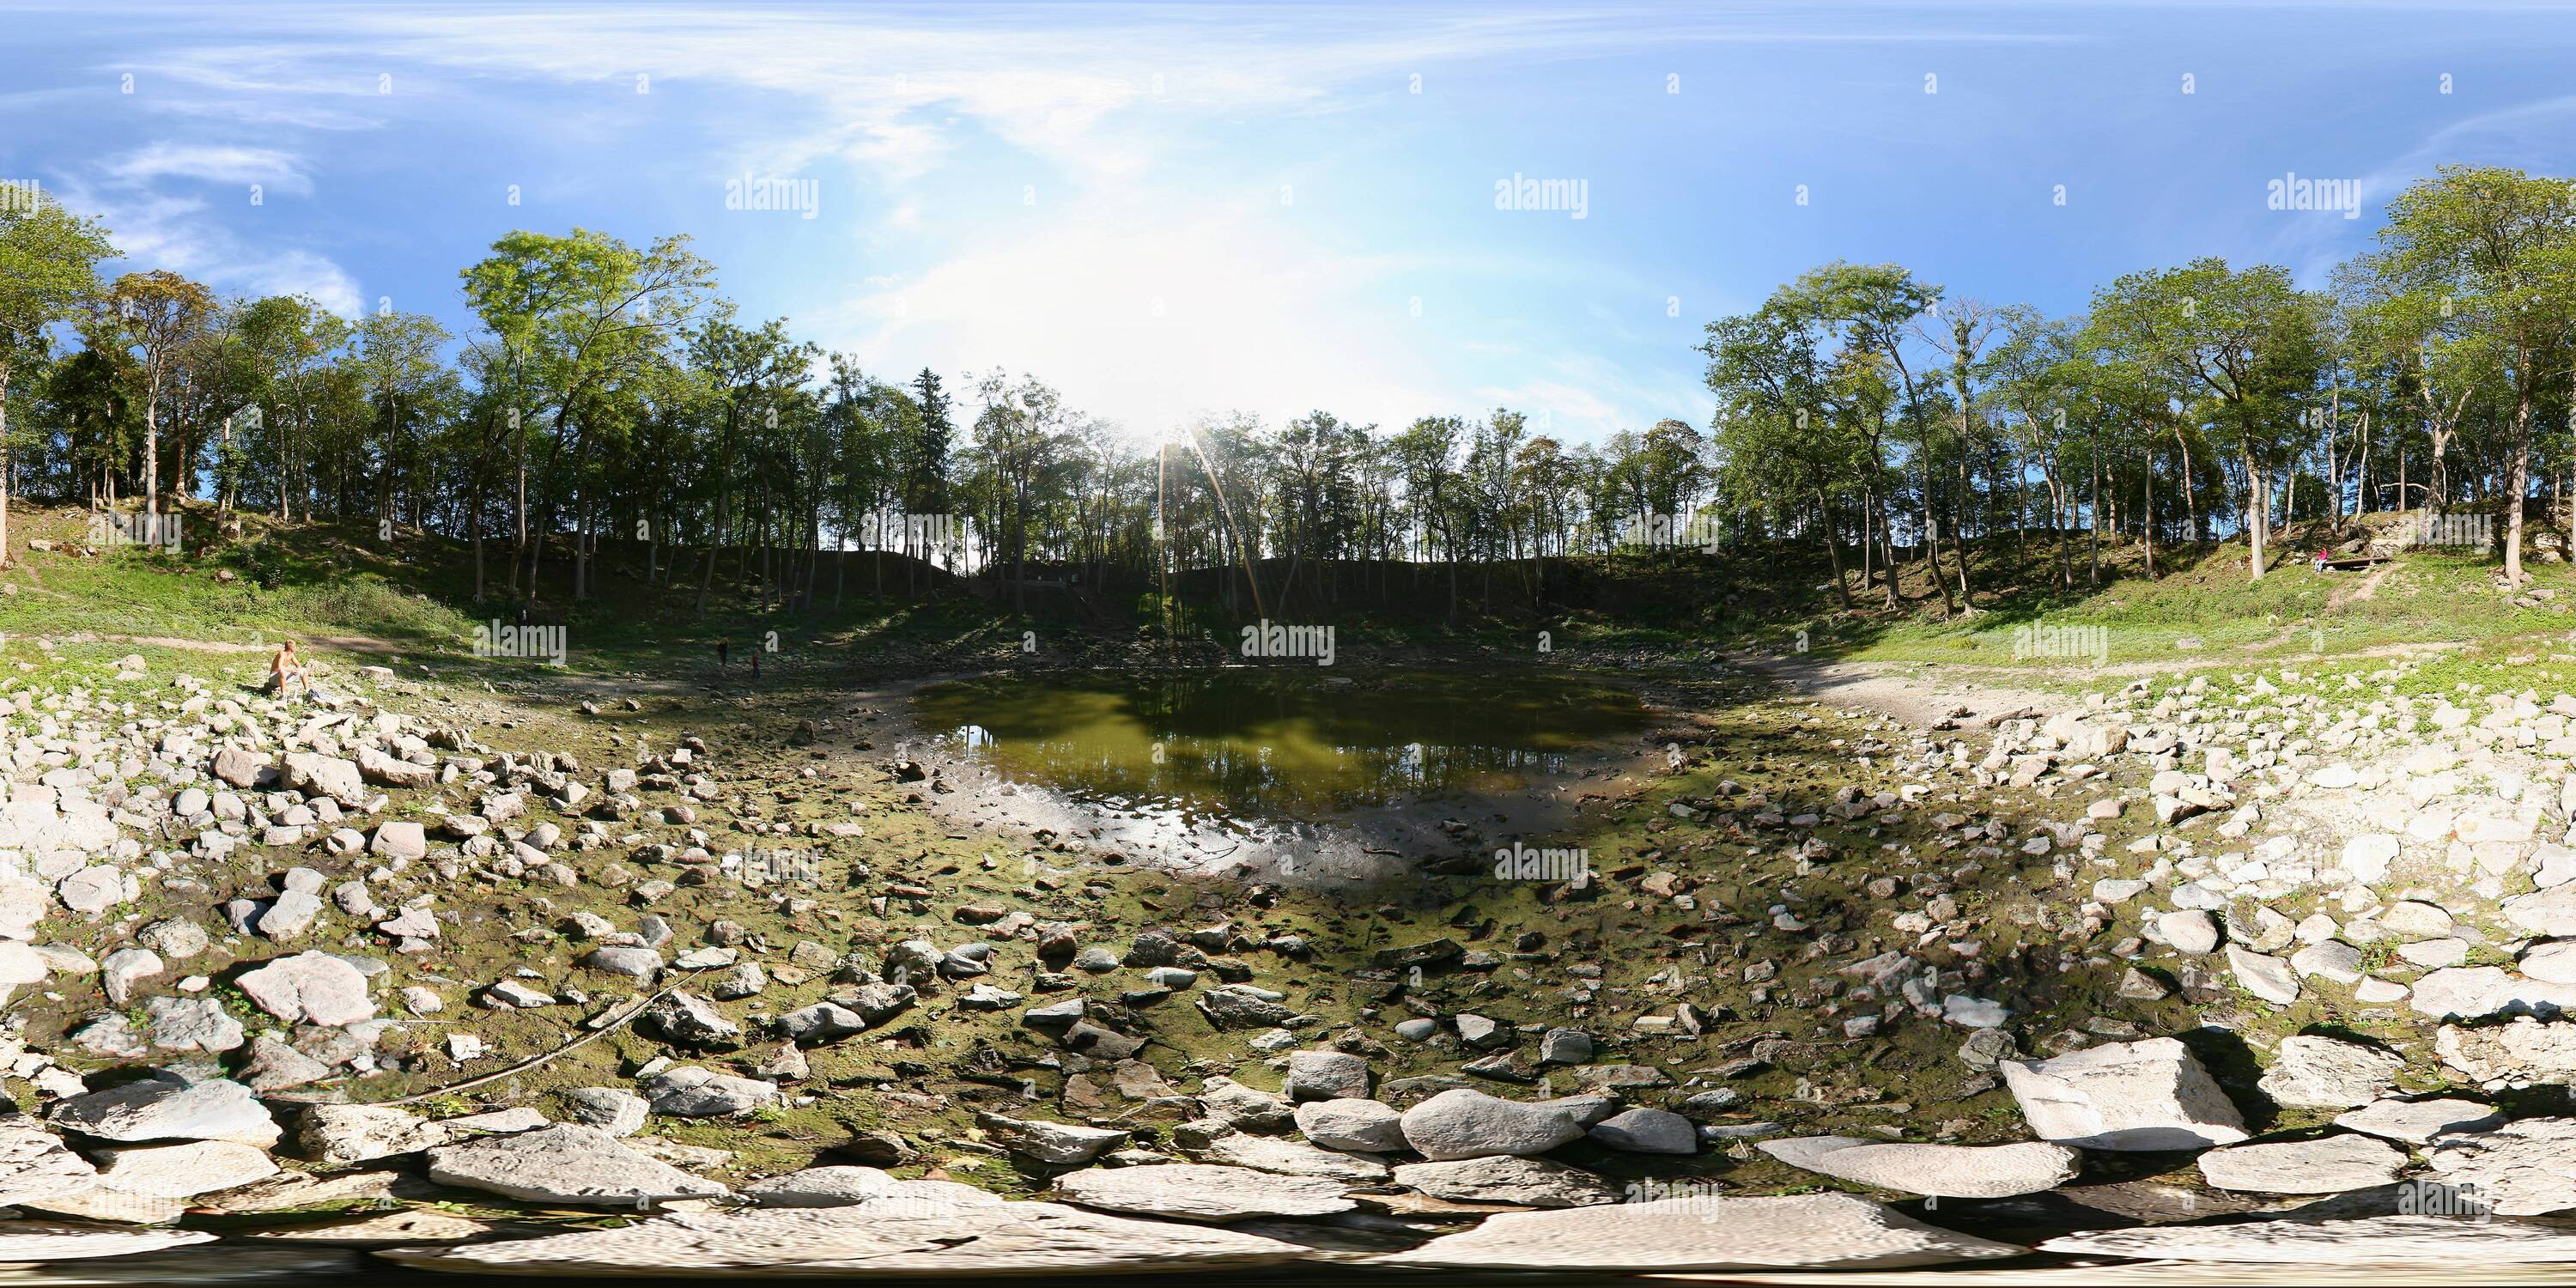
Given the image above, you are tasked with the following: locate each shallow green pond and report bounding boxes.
[911,668,1650,822]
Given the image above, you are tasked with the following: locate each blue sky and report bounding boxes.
[3,1,2574,445]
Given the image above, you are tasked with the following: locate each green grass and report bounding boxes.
[8,500,2571,700]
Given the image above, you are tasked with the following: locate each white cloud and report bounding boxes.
[818,194,1454,436]
[106,143,313,196]
[53,174,361,318]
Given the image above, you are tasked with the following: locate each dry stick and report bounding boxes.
[268,967,711,1109]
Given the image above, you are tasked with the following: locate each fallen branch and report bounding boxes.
[269,965,711,1108]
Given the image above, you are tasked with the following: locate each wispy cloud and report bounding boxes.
[105,142,313,196]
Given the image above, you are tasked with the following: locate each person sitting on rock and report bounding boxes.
[268,640,311,696]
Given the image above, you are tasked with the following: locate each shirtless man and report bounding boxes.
[269,640,310,696]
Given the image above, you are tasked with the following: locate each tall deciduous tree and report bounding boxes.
[102,270,214,526]
[0,189,113,562]
[2366,166,2576,582]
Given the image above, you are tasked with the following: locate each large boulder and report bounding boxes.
[2427,1116,2576,1215]
[2504,884,2576,938]
[2335,1097,2504,1145]
[295,1103,447,1165]
[1586,1108,1695,1155]
[48,1078,280,1148]
[2409,967,2576,1021]
[2196,1134,2409,1194]
[358,747,434,790]
[426,1124,729,1206]
[2043,1214,2576,1263]
[742,1166,999,1210]
[90,1139,278,1198]
[1757,1136,2081,1198]
[283,753,367,807]
[2257,1035,2403,1109]
[1293,1098,1406,1153]
[1372,1194,2022,1273]
[0,1224,216,1261]
[641,991,740,1048]
[642,1066,780,1117]
[208,748,273,788]
[377,1201,1309,1276]
[975,1113,1127,1166]
[1197,1134,1390,1182]
[236,951,375,1027]
[1389,1156,1619,1207]
[1052,1163,1353,1222]
[0,1121,100,1207]
[1998,1037,2248,1151]
[1399,1089,1589,1161]
[1280,1050,1370,1102]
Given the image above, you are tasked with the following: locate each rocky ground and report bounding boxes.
[3,637,2576,1278]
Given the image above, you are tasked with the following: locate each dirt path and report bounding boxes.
[2327,560,2398,608]
[1729,635,2470,729]
[61,631,415,657]
[1725,652,2074,728]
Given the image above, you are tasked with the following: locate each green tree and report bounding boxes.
[102,270,215,525]
[0,189,114,561]
[2366,166,2576,581]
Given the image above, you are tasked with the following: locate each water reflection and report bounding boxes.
[912,668,1649,823]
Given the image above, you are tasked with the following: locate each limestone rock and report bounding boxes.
[49,1078,281,1148]
[1054,1163,1355,1221]
[1390,1156,1619,1207]
[1400,1088,1589,1161]
[295,1104,446,1166]
[1372,1194,2021,1273]
[0,1121,100,1207]
[2335,1097,2504,1145]
[92,1139,280,1197]
[1757,1136,2081,1198]
[975,1112,1127,1166]
[2427,1116,2576,1215]
[237,951,375,1027]
[2257,1036,2403,1109]
[380,1202,1309,1276]
[1999,1037,2247,1151]
[1585,1108,1696,1155]
[1198,1133,1389,1182]
[426,1123,729,1206]
[1293,1098,1406,1153]
[0,1223,217,1261]
[2196,1134,2409,1194]
[2042,1214,2576,1263]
